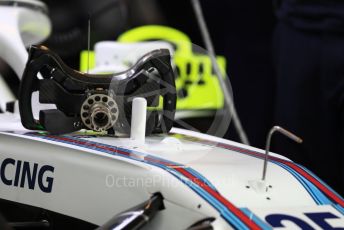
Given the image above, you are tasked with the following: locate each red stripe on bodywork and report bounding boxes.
[182,135,344,207]
[44,135,261,229]
[172,167,261,229]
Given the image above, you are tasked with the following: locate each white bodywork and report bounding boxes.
[0,123,343,229]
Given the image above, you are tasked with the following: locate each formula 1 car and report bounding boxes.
[0,43,344,230]
[1,1,344,230]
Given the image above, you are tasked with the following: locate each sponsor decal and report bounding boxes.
[0,158,54,193]
[266,212,343,229]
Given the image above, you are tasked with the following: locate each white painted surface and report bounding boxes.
[130,97,147,144]
[0,124,340,229]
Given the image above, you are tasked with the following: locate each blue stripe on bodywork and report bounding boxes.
[241,208,272,230]
[27,133,263,229]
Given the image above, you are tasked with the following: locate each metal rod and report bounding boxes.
[190,0,249,145]
[262,126,303,181]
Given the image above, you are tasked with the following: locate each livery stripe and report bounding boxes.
[334,205,344,216]
[276,163,322,205]
[172,167,259,229]
[175,134,344,208]
[284,162,344,206]
[27,133,262,229]
[276,162,334,205]
[298,164,344,201]
[241,208,272,230]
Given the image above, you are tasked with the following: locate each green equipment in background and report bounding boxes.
[80,25,226,111]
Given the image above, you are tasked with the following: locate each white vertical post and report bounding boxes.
[130,97,147,144]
